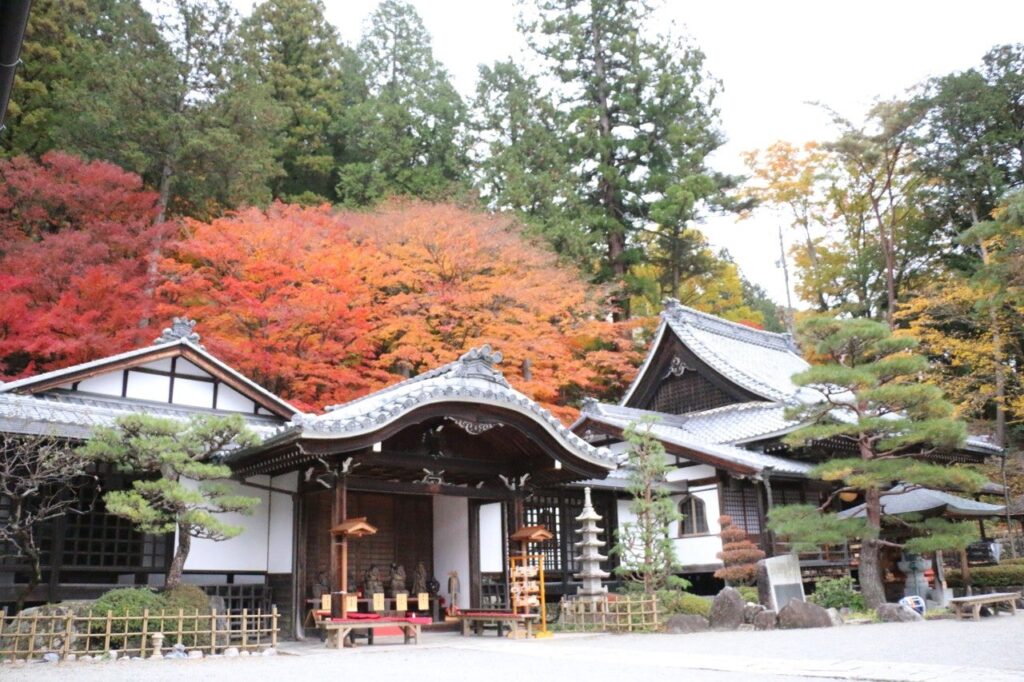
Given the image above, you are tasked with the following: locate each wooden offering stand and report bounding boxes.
[509,525,553,638]
[330,517,378,618]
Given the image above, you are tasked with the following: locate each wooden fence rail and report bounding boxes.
[560,595,659,633]
[0,607,277,661]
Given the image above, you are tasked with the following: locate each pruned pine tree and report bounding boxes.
[769,316,985,608]
[714,515,764,586]
[80,414,260,589]
[611,420,683,595]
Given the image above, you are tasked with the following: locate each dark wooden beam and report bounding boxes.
[353,449,521,477]
[344,475,521,501]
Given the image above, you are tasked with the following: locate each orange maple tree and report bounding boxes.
[0,153,165,377]
[157,203,382,411]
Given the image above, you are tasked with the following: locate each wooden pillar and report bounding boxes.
[329,477,348,593]
[292,491,307,640]
[468,500,481,609]
[960,547,973,597]
[501,500,511,608]
[47,515,67,603]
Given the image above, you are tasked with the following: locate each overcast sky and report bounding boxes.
[237,0,1024,306]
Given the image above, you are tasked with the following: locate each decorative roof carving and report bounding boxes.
[448,417,498,435]
[154,317,203,347]
[450,345,510,386]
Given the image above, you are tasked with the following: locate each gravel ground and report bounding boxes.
[3,617,1022,682]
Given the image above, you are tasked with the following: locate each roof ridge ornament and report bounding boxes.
[154,317,203,348]
[452,345,510,386]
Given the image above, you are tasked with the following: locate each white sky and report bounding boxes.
[236,0,1024,306]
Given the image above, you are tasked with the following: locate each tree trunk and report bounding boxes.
[166,522,191,589]
[14,542,42,614]
[860,487,887,608]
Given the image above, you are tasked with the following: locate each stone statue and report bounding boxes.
[412,561,428,595]
[364,565,383,595]
[447,570,461,614]
[390,563,407,595]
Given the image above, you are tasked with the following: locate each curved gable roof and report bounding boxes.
[622,300,813,405]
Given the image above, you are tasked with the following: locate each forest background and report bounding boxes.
[2,0,1023,480]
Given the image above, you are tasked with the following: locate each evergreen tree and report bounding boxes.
[335,0,468,205]
[611,420,683,595]
[241,0,356,202]
[81,414,260,589]
[520,0,729,317]
[768,317,985,608]
[714,515,764,586]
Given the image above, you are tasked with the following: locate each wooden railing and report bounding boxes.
[0,607,277,661]
[773,541,850,566]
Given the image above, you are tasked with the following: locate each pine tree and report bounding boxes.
[80,414,260,589]
[611,420,683,595]
[768,316,986,608]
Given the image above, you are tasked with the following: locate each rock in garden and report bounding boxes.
[262,648,278,656]
[664,614,709,634]
[743,603,766,624]
[188,650,203,659]
[224,647,239,658]
[753,610,777,630]
[42,653,59,664]
[65,654,77,662]
[778,600,833,629]
[876,603,923,623]
[240,650,250,657]
[709,587,745,630]
[108,651,118,661]
[826,608,844,626]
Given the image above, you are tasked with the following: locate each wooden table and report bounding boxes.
[949,592,1021,621]
[455,611,539,639]
[321,618,425,649]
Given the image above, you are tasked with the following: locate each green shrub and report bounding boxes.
[737,585,759,604]
[808,577,865,611]
[657,589,711,617]
[89,588,169,650]
[946,564,1024,587]
[160,585,213,647]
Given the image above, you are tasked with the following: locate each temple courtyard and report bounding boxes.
[4,617,1022,682]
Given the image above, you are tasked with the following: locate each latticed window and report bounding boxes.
[649,372,734,414]
[721,483,761,535]
[679,495,708,536]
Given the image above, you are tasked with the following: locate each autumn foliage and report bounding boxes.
[714,515,765,586]
[0,153,164,377]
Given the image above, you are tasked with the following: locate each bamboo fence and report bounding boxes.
[560,594,659,632]
[0,607,277,661]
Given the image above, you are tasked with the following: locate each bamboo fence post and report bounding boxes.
[62,614,75,658]
[27,614,37,660]
[210,609,218,656]
[256,608,262,648]
[141,609,150,658]
[271,607,278,649]
[177,608,184,646]
[103,611,112,653]
[241,608,248,650]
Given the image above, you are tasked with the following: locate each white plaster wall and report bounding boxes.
[666,464,717,482]
[267,472,298,573]
[433,497,470,609]
[184,476,268,572]
[616,485,724,570]
[479,503,503,573]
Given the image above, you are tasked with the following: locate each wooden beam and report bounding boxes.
[354,449,520,477]
[345,476,521,500]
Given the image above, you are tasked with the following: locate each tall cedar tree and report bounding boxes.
[240,0,358,203]
[336,0,468,205]
[611,420,683,595]
[0,434,96,611]
[768,316,985,608]
[80,414,260,589]
[714,514,765,586]
[520,0,729,317]
[0,153,165,378]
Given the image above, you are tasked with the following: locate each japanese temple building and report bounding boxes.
[0,306,1002,632]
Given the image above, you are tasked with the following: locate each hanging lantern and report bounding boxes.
[839,490,859,503]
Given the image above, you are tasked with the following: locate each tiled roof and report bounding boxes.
[293,346,615,470]
[622,300,814,405]
[838,483,1005,518]
[0,391,287,440]
[574,400,812,477]
[579,401,802,446]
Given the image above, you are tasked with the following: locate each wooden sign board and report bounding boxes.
[345,595,358,612]
[320,594,331,611]
[417,593,429,610]
[396,593,408,611]
[372,593,385,612]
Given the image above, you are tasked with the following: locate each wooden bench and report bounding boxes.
[321,617,425,649]
[455,611,539,639]
[949,592,1021,621]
